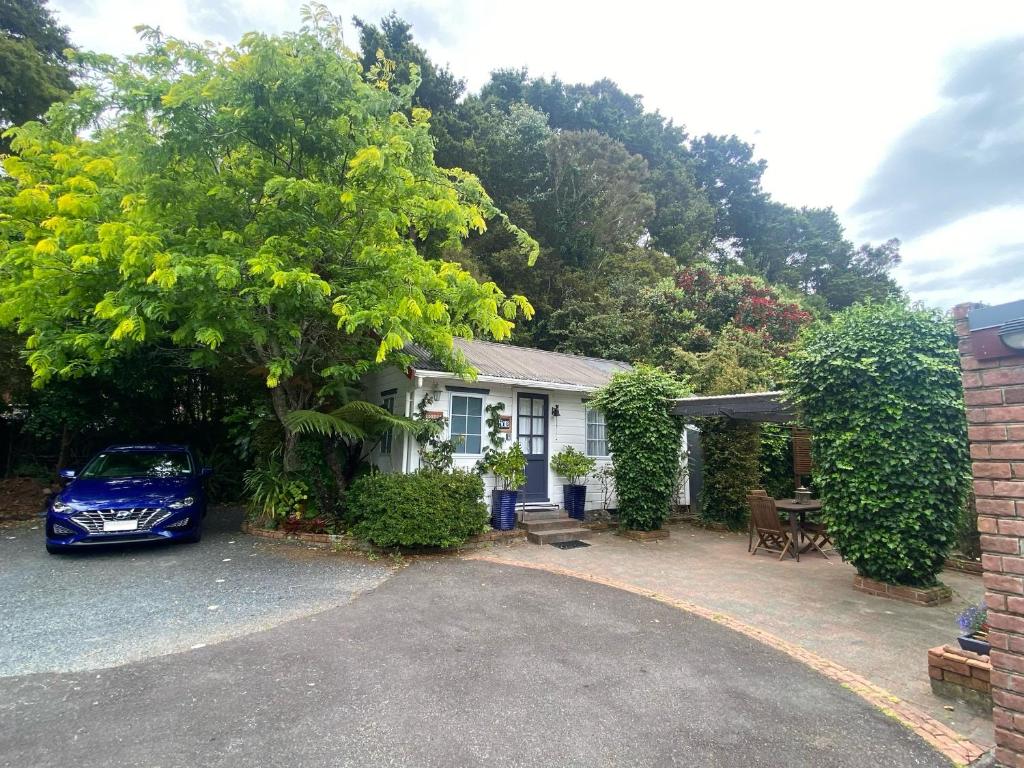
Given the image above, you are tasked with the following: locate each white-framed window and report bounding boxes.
[586,406,609,457]
[380,394,395,455]
[450,395,483,454]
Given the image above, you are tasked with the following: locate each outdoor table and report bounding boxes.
[774,498,823,557]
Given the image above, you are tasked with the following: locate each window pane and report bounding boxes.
[533,398,545,416]
[518,436,530,452]
[519,416,530,435]
[533,417,544,436]
[466,435,481,454]
[533,436,544,454]
[451,415,467,435]
[467,415,481,440]
[467,397,482,416]
[518,398,530,416]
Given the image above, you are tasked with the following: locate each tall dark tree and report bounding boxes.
[0,0,74,148]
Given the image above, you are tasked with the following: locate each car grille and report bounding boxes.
[69,508,171,534]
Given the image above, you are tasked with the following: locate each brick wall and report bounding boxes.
[955,302,1024,767]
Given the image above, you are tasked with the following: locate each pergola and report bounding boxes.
[669,391,795,423]
[670,391,808,516]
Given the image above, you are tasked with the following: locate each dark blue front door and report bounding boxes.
[517,393,548,502]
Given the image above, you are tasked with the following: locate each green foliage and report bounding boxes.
[786,302,971,587]
[550,446,596,486]
[346,469,488,548]
[243,463,310,524]
[0,0,75,149]
[284,400,415,441]
[413,392,458,472]
[759,423,796,499]
[589,366,686,530]
[485,441,527,491]
[699,420,761,530]
[0,9,536,476]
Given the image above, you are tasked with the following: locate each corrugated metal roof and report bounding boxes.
[408,339,631,390]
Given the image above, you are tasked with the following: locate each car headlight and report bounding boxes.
[51,499,72,514]
[168,496,195,510]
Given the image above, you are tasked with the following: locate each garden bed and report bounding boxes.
[928,644,992,717]
[944,557,983,576]
[852,575,952,606]
[241,522,524,554]
[0,477,50,522]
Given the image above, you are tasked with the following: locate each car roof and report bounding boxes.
[102,444,192,453]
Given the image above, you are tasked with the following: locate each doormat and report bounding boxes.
[550,540,590,550]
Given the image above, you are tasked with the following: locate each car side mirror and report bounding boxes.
[59,468,77,480]
[201,467,214,479]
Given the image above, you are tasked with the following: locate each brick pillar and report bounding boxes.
[955,302,1024,767]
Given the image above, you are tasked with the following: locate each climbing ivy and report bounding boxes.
[785,302,971,587]
[589,366,686,531]
[699,419,760,530]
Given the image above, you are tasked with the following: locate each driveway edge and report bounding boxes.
[467,553,986,767]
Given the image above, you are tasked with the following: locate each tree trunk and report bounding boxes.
[269,380,312,473]
[55,424,74,476]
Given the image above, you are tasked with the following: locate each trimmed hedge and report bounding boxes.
[346,470,488,548]
[786,302,971,587]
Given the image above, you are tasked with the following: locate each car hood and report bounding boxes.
[59,476,197,509]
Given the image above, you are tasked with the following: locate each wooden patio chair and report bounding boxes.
[748,494,798,561]
[746,489,768,552]
[800,519,833,558]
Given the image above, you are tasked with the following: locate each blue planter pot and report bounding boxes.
[491,489,518,531]
[563,484,587,521]
[957,633,991,656]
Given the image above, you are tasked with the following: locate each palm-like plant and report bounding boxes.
[283,400,418,441]
[283,400,427,490]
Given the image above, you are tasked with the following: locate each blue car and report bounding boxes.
[46,444,211,555]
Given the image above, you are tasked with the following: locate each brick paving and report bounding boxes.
[468,526,990,765]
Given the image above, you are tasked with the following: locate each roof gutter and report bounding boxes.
[411,368,600,393]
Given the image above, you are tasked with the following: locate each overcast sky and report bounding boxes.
[50,0,1024,309]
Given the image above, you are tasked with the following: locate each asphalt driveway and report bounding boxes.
[1,557,949,767]
[0,507,391,676]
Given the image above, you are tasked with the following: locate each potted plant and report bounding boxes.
[488,442,526,531]
[957,603,990,655]
[551,446,596,521]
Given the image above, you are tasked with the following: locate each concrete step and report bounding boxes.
[519,508,565,522]
[522,517,576,532]
[526,528,594,545]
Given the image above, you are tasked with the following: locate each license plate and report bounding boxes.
[103,519,138,532]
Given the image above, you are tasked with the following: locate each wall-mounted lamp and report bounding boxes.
[1000,319,1024,351]
[551,404,560,418]
[968,300,1024,360]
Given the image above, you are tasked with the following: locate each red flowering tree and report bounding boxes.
[671,265,813,529]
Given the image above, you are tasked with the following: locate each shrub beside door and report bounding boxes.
[551,446,596,521]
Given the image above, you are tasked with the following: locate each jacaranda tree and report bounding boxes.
[0,5,537,470]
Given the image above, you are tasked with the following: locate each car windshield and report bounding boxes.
[81,451,193,479]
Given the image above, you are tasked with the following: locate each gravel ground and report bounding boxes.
[0,506,392,677]
[0,559,949,767]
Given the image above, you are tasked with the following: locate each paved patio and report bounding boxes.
[468,523,991,749]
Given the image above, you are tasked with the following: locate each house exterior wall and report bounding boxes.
[361,369,689,513]
[954,302,1024,767]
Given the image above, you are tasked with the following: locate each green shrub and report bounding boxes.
[346,470,488,548]
[786,302,971,587]
[243,462,310,524]
[589,366,686,531]
[699,419,760,530]
[550,446,596,485]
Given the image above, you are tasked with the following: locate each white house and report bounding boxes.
[360,338,645,513]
